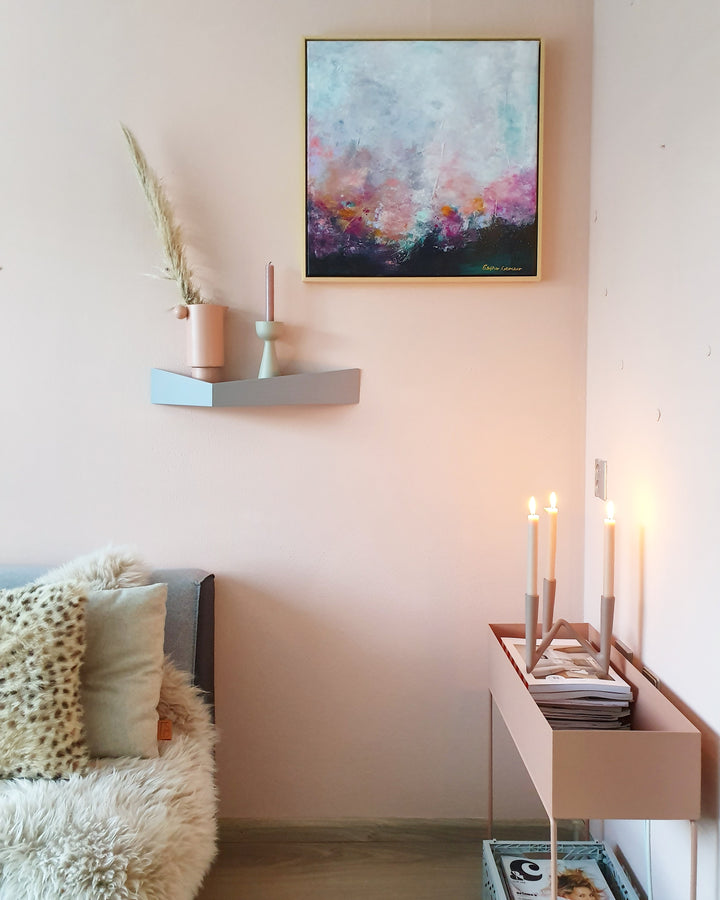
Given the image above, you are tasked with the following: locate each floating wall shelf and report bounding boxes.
[151,368,361,408]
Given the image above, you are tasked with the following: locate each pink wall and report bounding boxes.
[587,0,720,895]
[0,0,592,819]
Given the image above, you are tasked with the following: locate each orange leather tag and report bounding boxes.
[157,718,173,741]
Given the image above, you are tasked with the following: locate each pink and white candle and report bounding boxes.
[603,500,615,598]
[265,261,274,322]
[545,492,558,582]
[527,496,539,596]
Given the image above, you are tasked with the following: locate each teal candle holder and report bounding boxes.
[255,321,283,379]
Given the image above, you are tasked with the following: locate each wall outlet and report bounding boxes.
[594,459,607,500]
[642,666,660,688]
[614,638,633,662]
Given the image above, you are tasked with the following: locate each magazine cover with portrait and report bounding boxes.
[500,855,614,899]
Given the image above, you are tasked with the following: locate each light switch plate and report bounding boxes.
[594,459,607,500]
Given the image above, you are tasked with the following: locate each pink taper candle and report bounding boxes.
[527,497,539,596]
[545,492,558,581]
[265,261,274,322]
[603,500,615,597]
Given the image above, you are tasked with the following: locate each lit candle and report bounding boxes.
[603,500,615,598]
[265,261,274,322]
[545,492,558,582]
[527,496,539,596]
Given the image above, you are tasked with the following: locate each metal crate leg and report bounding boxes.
[550,818,558,900]
[488,693,494,840]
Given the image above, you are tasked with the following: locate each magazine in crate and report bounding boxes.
[501,638,631,697]
[501,637,632,729]
[500,854,614,899]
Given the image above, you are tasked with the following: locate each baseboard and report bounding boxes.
[217,818,586,844]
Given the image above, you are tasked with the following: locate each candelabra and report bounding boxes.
[524,578,615,676]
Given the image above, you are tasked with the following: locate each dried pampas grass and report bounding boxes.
[121,123,206,305]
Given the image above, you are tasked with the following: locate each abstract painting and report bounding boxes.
[305,39,542,280]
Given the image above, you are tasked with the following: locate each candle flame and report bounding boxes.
[550,491,557,510]
[529,496,536,516]
[606,500,615,521]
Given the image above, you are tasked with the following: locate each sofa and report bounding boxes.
[0,551,217,900]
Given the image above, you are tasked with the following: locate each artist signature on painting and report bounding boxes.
[482,264,524,272]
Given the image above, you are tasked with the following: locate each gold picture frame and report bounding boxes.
[304,38,543,282]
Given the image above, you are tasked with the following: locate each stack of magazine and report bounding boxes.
[500,853,615,899]
[502,637,633,730]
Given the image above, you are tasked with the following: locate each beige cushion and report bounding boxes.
[0,582,89,779]
[81,583,167,758]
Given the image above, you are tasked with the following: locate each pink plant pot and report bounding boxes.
[185,303,228,382]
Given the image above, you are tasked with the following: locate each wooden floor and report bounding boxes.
[197,839,484,900]
[196,820,575,900]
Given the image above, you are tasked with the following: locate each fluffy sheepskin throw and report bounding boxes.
[0,549,217,900]
[0,660,217,899]
[34,545,151,592]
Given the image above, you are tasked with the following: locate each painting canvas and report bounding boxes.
[305,39,542,280]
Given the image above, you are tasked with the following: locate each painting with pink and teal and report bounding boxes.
[305,39,541,278]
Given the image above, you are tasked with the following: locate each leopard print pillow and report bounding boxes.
[0,582,89,778]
